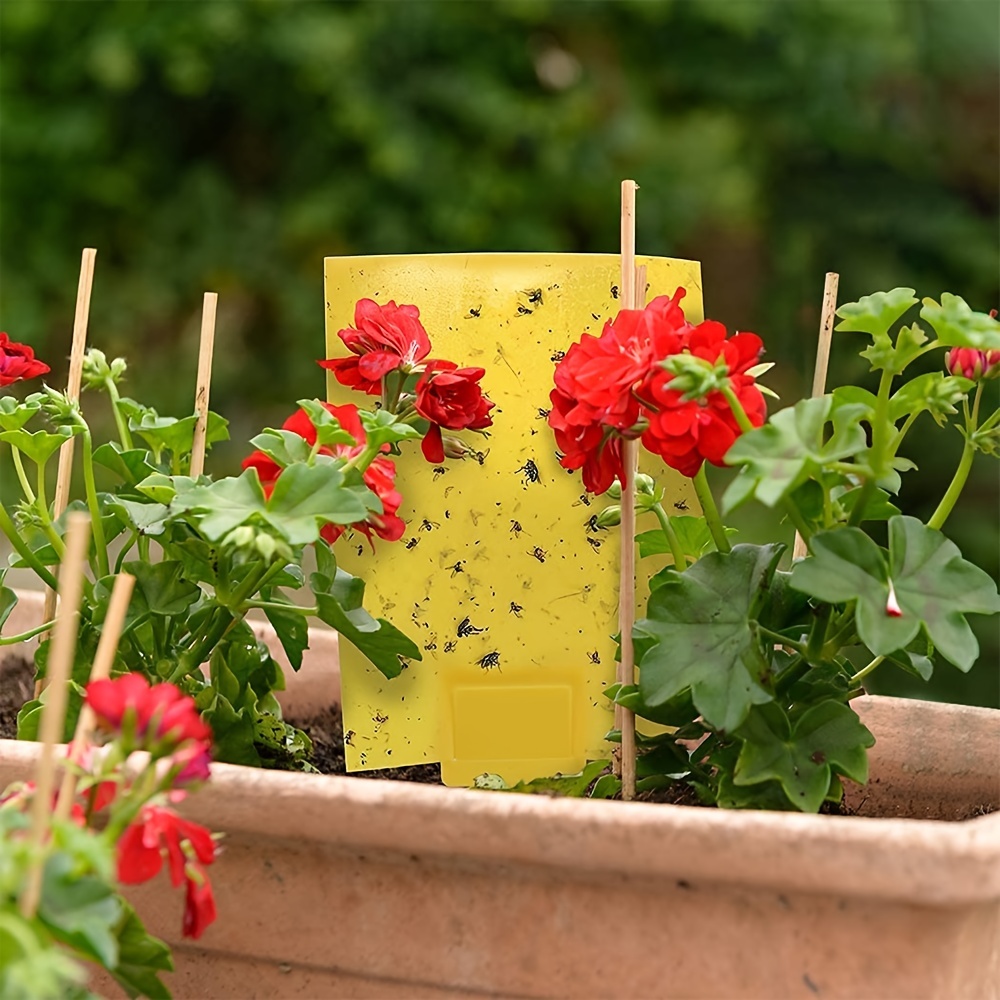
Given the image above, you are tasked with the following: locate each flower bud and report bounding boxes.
[441,434,473,460]
[944,347,1000,381]
[605,481,623,500]
[221,525,256,552]
[596,505,621,528]
[635,473,656,496]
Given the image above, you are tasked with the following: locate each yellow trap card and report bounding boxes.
[324,254,702,786]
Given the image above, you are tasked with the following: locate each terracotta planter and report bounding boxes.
[2,592,998,999]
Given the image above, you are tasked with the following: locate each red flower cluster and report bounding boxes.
[118,804,218,939]
[415,361,495,463]
[87,673,211,751]
[243,401,404,546]
[0,332,50,386]
[318,298,431,395]
[317,298,494,465]
[549,290,767,490]
[945,347,1000,382]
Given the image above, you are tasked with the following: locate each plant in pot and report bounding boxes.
[539,286,1000,810]
[1,259,998,1000]
[0,301,493,770]
[1,671,220,999]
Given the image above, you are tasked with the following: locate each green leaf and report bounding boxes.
[92,442,157,485]
[359,407,423,448]
[262,601,309,670]
[859,322,928,374]
[136,473,201,505]
[108,904,173,1000]
[835,485,900,523]
[249,428,314,467]
[39,853,122,969]
[312,572,420,679]
[637,516,736,563]
[835,288,918,338]
[502,760,608,796]
[589,773,622,799]
[888,373,973,426]
[635,544,781,732]
[920,293,1000,350]
[605,682,698,728]
[723,396,867,511]
[0,427,75,465]
[170,470,268,540]
[265,462,371,544]
[0,575,16,631]
[130,410,228,459]
[734,701,875,813]
[790,516,1000,671]
[295,399,358,447]
[122,561,201,618]
[202,692,261,766]
[106,498,171,536]
[0,395,41,431]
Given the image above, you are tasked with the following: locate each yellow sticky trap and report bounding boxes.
[324,254,702,786]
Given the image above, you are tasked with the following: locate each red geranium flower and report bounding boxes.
[317,299,432,395]
[0,333,50,386]
[548,291,688,492]
[414,360,494,463]
[243,402,405,547]
[183,874,217,940]
[640,320,767,477]
[86,674,212,750]
[118,804,218,939]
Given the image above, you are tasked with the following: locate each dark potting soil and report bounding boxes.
[1,656,993,818]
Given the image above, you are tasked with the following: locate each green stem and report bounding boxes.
[342,442,381,475]
[805,603,832,660]
[81,430,110,577]
[757,625,807,654]
[720,384,756,435]
[890,410,921,453]
[849,654,885,686]
[0,620,58,645]
[848,369,895,527]
[35,461,65,558]
[651,503,688,569]
[783,500,814,550]
[692,465,731,554]
[929,384,983,531]
[0,504,58,590]
[105,379,134,451]
[10,448,35,504]
[115,531,139,574]
[245,599,317,615]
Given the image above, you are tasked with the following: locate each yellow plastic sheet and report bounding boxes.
[324,254,703,786]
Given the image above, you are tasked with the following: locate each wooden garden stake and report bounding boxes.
[792,272,840,560]
[189,291,218,478]
[53,572,135,823]
[19,513,91,918]
[37,248,97,697]
[616,179,639,800]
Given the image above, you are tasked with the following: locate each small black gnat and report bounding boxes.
[457,616,486,637]
[509,602,524,617]
[516,459,541,485]
[528,546,547,563]
[550,349,566,362]
[405,537,420,550]
[477,651,501,671]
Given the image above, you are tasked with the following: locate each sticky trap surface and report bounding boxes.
[324,254,702,785]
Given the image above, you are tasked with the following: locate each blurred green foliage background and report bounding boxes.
[0,0,997,704]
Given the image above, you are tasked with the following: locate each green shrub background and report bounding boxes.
[1,0,996,704]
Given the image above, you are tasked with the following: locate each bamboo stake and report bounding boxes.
[19,513,91,918]
[53,572,135,823]
[616,179,639,801]
[792,272,840,560]
[37,248,97,697]
[189,292,218,478]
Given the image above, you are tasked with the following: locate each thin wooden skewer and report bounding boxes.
[20,513,91,918]
[53,572,135,823]
[189,292,218,478]
[617,179,639,801]
[792,272,840,561]
[37,248,97,697]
